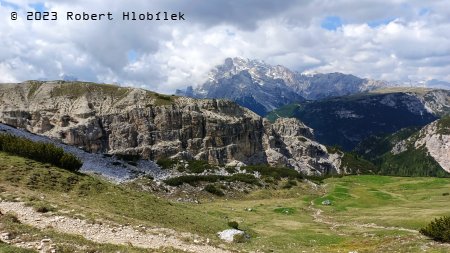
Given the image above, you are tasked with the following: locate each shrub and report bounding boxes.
[0,213,20,224]
[34,204,55,213]
[229,174,260,186]
[225,166,238,174]
[164,175,224,186]
[420,216,450,242]
[187,160,213,173]
[156,158,179,170]
[0,133,82,172]
[164,174,260,186]
[59,153,83,172]
[228,221,239,229]
[282,180,297,189]
[204,184,225,196]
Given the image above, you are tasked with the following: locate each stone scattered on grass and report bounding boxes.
[322,199,332,205]
[217,229,245,242]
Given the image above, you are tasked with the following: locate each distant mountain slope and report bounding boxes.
[267,88,450,150]
[291,72,389,100]
[355,116,450,177]
[176,57,389,115]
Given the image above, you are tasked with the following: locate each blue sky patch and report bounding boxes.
[419,7,430,16]
[321,16,343,31]
[30,2,47,12]
[368,17,396,28]
[127,50,138,63]
[0,0,20,10]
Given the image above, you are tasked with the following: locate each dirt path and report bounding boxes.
[0,201,230,253]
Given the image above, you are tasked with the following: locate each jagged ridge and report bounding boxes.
[176,57,389,115]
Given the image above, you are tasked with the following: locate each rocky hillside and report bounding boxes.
[355,116,450,176]
[0,81,341,175]
[176,57,389,115]
[267,88,450,150]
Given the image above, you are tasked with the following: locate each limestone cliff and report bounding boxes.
[264,118,341,174]
[414,121,450,173]
[392,117,450,173]
[0,81,341,175]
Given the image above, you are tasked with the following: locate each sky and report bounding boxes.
[1,0,450,93]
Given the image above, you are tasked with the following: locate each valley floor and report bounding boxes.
[1,152,450,252]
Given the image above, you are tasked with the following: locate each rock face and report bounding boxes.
[264,118,341,174]
[0,81,341,175]
[176,57,389,115]
[405,118,450,173]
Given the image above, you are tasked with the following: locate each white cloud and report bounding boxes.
[1,0,450,93]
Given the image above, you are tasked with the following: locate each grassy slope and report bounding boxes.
[0,152,228,252]
[1,152,450,252]
[25,81,176,106]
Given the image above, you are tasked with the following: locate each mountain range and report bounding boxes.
[176,57,390,115]
[1,59,450,178]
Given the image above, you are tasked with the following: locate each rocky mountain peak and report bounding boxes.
[177,57,391,116]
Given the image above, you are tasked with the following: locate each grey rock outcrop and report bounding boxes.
[264,118,341,174]
[404,119,450,173]
[388,116,450,173]
[0,81,341,175]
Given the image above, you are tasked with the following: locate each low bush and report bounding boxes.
[204,184,225,196]
[229,174,260,186]
[156,158,179,170]
[0,134,82,172]
[34,204,55,213]
[282,180,297,189]
[0,212,20,224]
[164,174,260,186]
[420,216,450,242]
[228,221,239,229]
[186,160,213,173]
[225,166,238,174]
[164,175,224,186]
